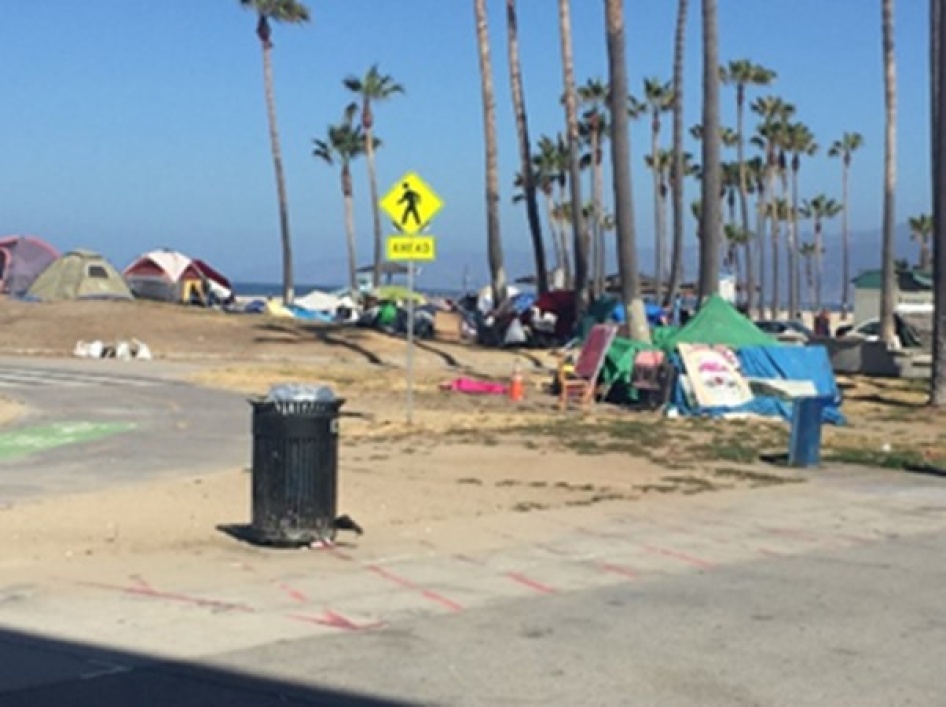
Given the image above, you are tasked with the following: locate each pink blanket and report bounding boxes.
[440,377,508,395]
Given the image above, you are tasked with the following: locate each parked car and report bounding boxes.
[835,315,922,348]
[754,319,815,343]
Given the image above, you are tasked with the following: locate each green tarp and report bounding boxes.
[599,336,656,403]
[660,295,776,350]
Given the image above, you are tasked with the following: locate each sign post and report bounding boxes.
[380,171,443,425]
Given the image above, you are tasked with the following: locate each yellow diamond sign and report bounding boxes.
[380,172,443,235]
[387,235,437,262]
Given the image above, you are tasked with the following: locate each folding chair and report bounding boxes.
[558,324,618,410]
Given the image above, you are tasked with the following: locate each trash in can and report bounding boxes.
[246,383,363,547]
[788,395,833,468]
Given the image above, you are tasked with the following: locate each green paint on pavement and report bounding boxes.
[0,421,137,461]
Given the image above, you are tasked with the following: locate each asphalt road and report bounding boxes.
[0,357,248,501]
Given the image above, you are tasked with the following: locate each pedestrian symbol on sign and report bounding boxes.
[380,172,443,235]
[398,182,422,228]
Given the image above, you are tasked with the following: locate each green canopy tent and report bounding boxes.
[599,296,775,405]
[661,295,776,351]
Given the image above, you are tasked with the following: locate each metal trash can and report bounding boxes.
[788,395,832,468]
[249,386,344,546]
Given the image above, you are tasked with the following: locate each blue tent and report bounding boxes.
[669,344,844,424]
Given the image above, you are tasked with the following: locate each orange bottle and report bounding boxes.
[509,360,524,402]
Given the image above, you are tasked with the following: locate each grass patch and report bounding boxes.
[823,446,927,470]
[712,467,804,486]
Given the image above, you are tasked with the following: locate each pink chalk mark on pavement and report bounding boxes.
[291,611,384,632]
[505,572,556,595]
[366,565,463,613]
[641,544,715,570]
[81,580,255,614]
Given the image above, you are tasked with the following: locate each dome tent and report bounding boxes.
[27,250,133,301]
[123,249,232,304]
[0,235,59,296]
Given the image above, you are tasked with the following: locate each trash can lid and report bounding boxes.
[266,383,335,403]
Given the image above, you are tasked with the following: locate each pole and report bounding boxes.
[406,260,415,425]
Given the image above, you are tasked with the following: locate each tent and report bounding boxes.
[124,249,232,303]
[0,235,59,296]
[661,295,776,350]
[27,250,133,301]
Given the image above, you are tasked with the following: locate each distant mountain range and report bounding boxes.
[231,222,922,301]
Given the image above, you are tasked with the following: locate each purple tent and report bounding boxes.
[0,236,60,296]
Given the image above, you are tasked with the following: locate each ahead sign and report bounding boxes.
[386,235,436,262]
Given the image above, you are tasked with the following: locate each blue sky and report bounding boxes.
[0,1,933,289]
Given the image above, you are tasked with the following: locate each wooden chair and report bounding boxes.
[558,324,618,410]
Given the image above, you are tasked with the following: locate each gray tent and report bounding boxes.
[0,235,59,296]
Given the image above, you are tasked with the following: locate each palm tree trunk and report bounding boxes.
[558,0,588,313]
[506,0,548,294]
[698,0,722,300]
[880,0,898,345]
[841,162,852,319]
[771,208,780,316]
[260,37,294,304]
[667,0,689,306]
[651,127,662,302]
[593,142,607,296]
[556,183,573,286]
[543,192,564,280]
[605,0,648,341]
[790,169,801,317]
[474,0,507,305]
[342,168,358,294]
[756,196,767,318]
[364,130,383,289]
[931,0,946,405]
[814,222,824,309]
[736,93,754,313]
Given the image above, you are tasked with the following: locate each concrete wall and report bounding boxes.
[853,287,933,324]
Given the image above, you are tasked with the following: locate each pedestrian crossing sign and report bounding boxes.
[380,171,443,235]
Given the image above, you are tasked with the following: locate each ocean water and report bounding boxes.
[234,282,467,300]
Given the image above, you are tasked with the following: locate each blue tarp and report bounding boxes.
[669,344,845,425]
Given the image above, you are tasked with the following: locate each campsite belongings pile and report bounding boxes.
[74,339,153,360]
[553,295,845,426]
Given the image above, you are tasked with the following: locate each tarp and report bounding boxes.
[661,295,776,351]
[669,344,844,424]
[27,250,132,301]
[0,235,59,296]
[600,336,658,403]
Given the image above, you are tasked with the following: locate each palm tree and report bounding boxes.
[765,197,792,315]
[724,224,750,296]
[909,213,934,270]
[932,0,946,406]
[746,156,767,316]
[668,0,690,307]
[312,104,372,295]
[720,60,776,314]
[880,0,897,345]
[605,0,648,341]
[698,0,722,300]
[643,78,675,301]
[798,195,842,310]
[751,97,794,312]
[343,65,404,289]
[505,0,547,294]
[798,242,818,309]
[646,149,673,296]
[784,121,818,317]
[239,0,310,304]
[534,135,571,284]
[828,132,865,320]
[473,0,506,305]
[558,0,588,313]
[578,78,610,296]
